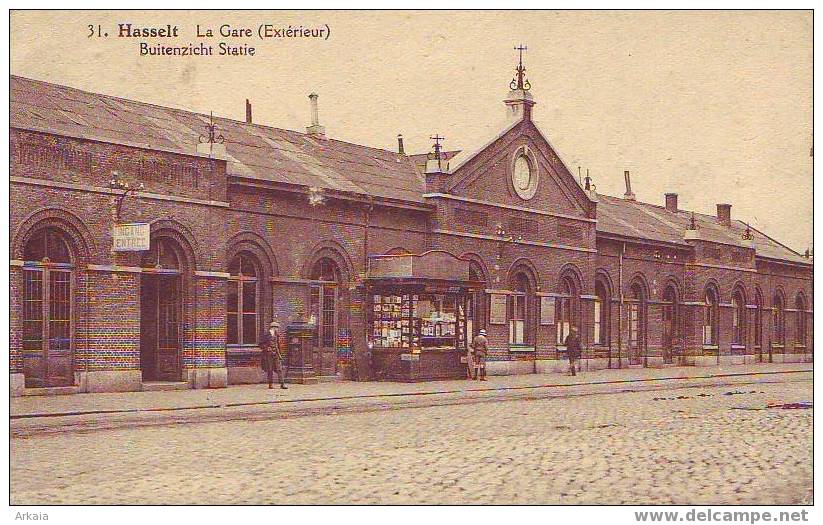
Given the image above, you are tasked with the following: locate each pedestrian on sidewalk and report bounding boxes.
[260,321,288,389]
[564,325,582,376]
[471,329,489,381]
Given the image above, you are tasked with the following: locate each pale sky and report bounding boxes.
[11,10,812,252]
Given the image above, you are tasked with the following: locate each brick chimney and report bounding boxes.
[665,193,678,212]
[245,99,252,124]
[397,134,405,155]
[306,92,326,138]
[716,203,731,226]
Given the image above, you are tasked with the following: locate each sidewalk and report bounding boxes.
[11,363,812,437]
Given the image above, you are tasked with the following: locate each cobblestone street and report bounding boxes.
[11,376,812,505]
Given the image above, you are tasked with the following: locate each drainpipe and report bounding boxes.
[532,294,538,374]
[85,267,90,392]
[357,196,375,382]
[617,242,625,369]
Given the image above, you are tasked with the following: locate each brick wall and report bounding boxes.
[9,125,813,390]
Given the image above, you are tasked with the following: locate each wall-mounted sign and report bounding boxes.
[113,223,150,251]
[540,296,556,326]
[400,353,420,361]
[489,293,507,325]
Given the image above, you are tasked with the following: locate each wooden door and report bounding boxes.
[22,268,73,387]
[156,276,181,381]
[311,283,338,376]
[140,274,181,381]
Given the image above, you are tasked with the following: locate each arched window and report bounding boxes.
[703,287,719,346]
[467,262,486,338]
[731,290,746,346]
[773,292,785,345]
[141,238,182,270]
[311,258,340,349]
[556,276,578,344]
[628,283,646,356]
[795,294,807,347]
[227,252,259,346]
[753,289,763,348]
[661,285,678,362]
[21,227,75,387]
[593,280,610,345]
[509,272,530,345]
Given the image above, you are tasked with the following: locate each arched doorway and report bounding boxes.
[627,281,646,365]
[140,237,184,381]
[661,285,679,364]
[310,257,341,376]
[21,227,75,387]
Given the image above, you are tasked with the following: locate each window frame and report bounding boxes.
[627,283,645,351]
[593,280,610,346]
[226,252,260,347]
[795,294,807,347]
[310,258,340,350]
[555,277,577,345]
[21,227,75,386]
[731,291,745,346]
[773,293,786,346]
[508,273,530,345]
[703,287,719,347]
[753,291,763,348]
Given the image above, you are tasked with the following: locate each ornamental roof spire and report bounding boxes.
[504,45,535,122]
[510,44,531,91]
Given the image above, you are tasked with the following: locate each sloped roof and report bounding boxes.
[596,194,810,265]
[10,75,808,266]
[10,75,426,204]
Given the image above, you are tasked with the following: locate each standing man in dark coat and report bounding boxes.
[260,320,288,389]
[564,325,582,376]
[470,329,489,381]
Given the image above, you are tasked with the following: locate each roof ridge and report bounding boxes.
[11,74,407,159]
[599,192,735,224]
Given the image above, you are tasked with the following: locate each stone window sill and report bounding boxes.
[227,345,261,353]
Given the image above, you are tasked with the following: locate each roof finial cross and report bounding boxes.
[430,134,446,171]
[430,134,444,158]
[510,44,531,91]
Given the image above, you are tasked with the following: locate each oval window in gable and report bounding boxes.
[511,147,539,200]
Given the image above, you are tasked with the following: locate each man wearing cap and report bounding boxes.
[564,325,582,376]
[470,329,489,381]
[260,320,288,389]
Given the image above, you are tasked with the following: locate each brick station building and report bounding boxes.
[9,61,813,395]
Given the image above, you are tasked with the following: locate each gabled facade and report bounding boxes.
[8,60,812,395]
